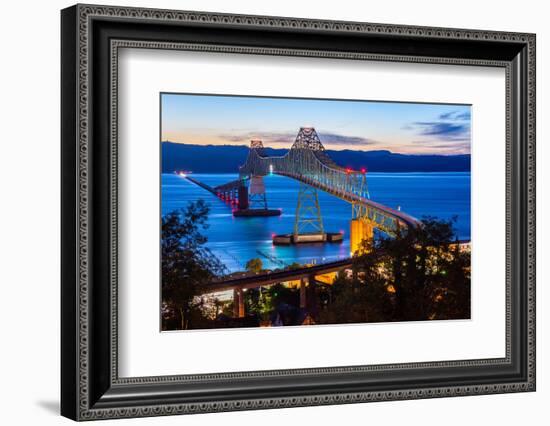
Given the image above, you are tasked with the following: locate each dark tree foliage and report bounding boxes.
[318,271,393,324]
[161,200,225,330]
[243,285,296,316]
[320,216,471,324]
[245,258,263,273]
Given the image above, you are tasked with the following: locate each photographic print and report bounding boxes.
[61,7,535,417]
[160,93,471,331]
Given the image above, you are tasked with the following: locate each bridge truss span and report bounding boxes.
[239,127,421,237]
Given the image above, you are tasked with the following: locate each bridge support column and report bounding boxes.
[249,176,268,209]
[307,274,318,317]
[233,289,245,318]
[294,182,324,238]
[238,184,249,210]
[239,291,245,317]
[233,289,239,317]
[350,218,374,255]
[300,277,308,309]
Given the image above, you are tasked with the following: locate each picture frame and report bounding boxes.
[61,3,536,421]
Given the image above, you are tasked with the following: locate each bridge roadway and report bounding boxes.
[184,176,218,195]
[202,258,352,294]
[275,171,420,230]
[184,175,246,195]
[212,177,247,192]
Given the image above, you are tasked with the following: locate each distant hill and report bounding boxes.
[161,142,470,173]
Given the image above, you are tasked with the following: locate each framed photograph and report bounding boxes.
[61,4,536,421]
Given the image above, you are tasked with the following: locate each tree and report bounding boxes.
[351,216,470,322]
[243,287,277,321]
[318,269,393,325]
[319,216,470,325]
[245,258,263,273]
[287,262,302,270]
[161,200,225,330]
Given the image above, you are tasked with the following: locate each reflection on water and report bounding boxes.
[161,172,471,273]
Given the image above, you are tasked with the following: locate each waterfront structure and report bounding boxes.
[187,127,424,320]
[238,127,421,251]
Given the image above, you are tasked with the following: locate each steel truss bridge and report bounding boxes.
[194,127,422,319]
[238,127,421,237]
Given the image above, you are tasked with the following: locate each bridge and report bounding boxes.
[185,127,423,323]
[238,127,421,252]
[203,259,353,319]
[192,157,282,217]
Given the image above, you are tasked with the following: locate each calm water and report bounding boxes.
[161,172,471,273]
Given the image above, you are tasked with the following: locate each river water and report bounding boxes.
[161,172,471,273]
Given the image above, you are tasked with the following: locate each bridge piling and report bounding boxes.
[233,289,239,318]
[238,185,249,210]
[306,275,319,317]
[238,291,245,317]
[350,218,374,255]
[233,288,245,318]
[294,181,324,239]
[249,176,268,210]
[300,277,307,309]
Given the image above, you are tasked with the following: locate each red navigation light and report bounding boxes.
[361,167,367,174]
[345,168,351,174]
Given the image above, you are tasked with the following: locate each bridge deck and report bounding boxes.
[213,177,247,192]
[275,171,421,229]
[184,176,218,195]
[203,258,352,293]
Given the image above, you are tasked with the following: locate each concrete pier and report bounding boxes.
[233,288,245,318]
[300,277,307,308]
[350,219,374,254]
[233,209,281,217]
[272,232,343,245]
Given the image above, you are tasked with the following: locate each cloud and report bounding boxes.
[438,110,471,121]
[316,132,377,146]
[219,130,377,148]
[411,140,471,153]
[407,109,471,144]
[219,131,294,145]
[412,121,470,141]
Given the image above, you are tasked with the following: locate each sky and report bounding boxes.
[161,93,471,155]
